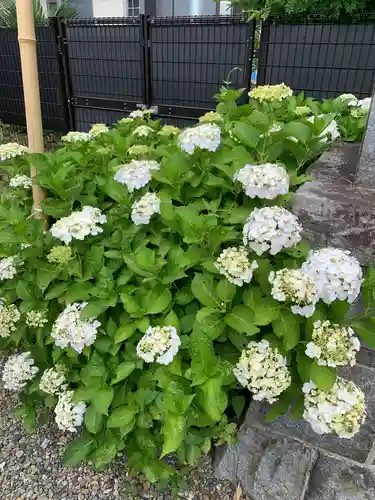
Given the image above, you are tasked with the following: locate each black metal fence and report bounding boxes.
[1,15,375,133]
[0,26,67,131]
[257,18,375,99]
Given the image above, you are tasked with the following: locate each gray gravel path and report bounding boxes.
[0,386,237,500]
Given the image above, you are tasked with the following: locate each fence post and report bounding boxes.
[257,20,271,86]
[140,14,152,109]
[244,19,256,94]
[50,16,74,131]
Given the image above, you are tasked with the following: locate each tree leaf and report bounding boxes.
[93,434,118,469]
[272,310,301,350]
[283,121,312,143]
[232,122,261,148]
[111,361,136,385]
[196,376,228,422]
[142,286,172,315]
[92,387,114,415]
[191,273,219,308]
[350,318,375,348]
[84,404,103,434]
[216,279,237,303]
[107,405,137,428]
[64,435,95,467]
[310,362,336,391]
[196,308,225,340]
[252,298,280,326]
[114,324,136,344]
[224,305,259,335]
[161,415,186,458]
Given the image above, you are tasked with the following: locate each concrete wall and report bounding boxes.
[92,0,124,16]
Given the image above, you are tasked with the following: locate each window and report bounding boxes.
[127,0,140,17]
[47,1,58,16]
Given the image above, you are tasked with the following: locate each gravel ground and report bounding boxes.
[0,386,238,500]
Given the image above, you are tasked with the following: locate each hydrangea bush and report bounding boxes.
[0,85,373,484]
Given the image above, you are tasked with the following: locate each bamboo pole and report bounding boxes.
[16,0,46,218]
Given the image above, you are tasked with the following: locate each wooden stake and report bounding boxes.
[16,0,46,218]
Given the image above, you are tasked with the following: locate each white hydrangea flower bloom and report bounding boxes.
[131,192,160,225]
[0,301,20,338]
[9,174,32,189]
[308,115,340,142]
[302,247,363,304]
[25,310,48,328]
[295,106,311,116]
[249,83,293,102]
[0,143,28,161]
[269,268,318,318]
[39,365,67,395]
[234,340,291,403]
[50,206,106,245]
[129,108,151,119]
[61,131,92,143]
[137,325,181,365]
[303,378,366,438]
[114,160,160,193]
[51,302,101,354]
[179,124,221,154]
[158,125,180,137]
[89,123,109,137]
[243,206,302,256]
[0,256,18,281]
[133,125,154,137]
[305,320,360,367]
[215,247,258,286]
[337,93,358,106]
[54,391,86,433]
[199,111,224,124]
[2,352,38,391]
[358,97,371,111]
[234,163,289,200]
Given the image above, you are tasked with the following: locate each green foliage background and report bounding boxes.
[0,88,372,485]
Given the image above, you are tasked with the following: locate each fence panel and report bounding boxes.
[0,26,68,132]
[258,20,375,99]
[64,17,146,131]
[148,16,255,120]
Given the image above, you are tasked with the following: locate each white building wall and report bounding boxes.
[92,0,125,17]
[156,0,232,16]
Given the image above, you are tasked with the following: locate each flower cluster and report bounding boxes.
[47,246,73,264]
[215,247,258,286]
[54,391,86,433]
[89,123,109,137]
[51,302,101,354]
[307,115,340,142]
[9,174,32,189]
[295,106,311,116]
[358,97,371,111]
[137,325,181,365]
[61,131,92,143]
[158,125,180,137]
[133,125,154,137]
[234,340,291,403]
[305,320,360,367]
[199,111,223,124]
[2,352,38,391]
[128,145,150,157]
[39,365,67,395]
[249,83,293,102]
[351,107,368,119]
[234,163,289,200]
[25,310,48,328]
[243,206,302,256]
[269,268,318,317]
[337,93,358,106]
[179,124,221,154]
[303,378,366,438]
[302,247,362,304]
[0,143,28,161]
[0,256,18,281]
[50,206,106,245]
[114,160,160,193]
[129,108,151,119]
[0,302,20,338]
[131,192,160,225]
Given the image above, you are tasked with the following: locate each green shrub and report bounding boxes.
[0,86,372,485]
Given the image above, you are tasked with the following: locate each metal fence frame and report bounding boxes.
[257,17,375,99]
